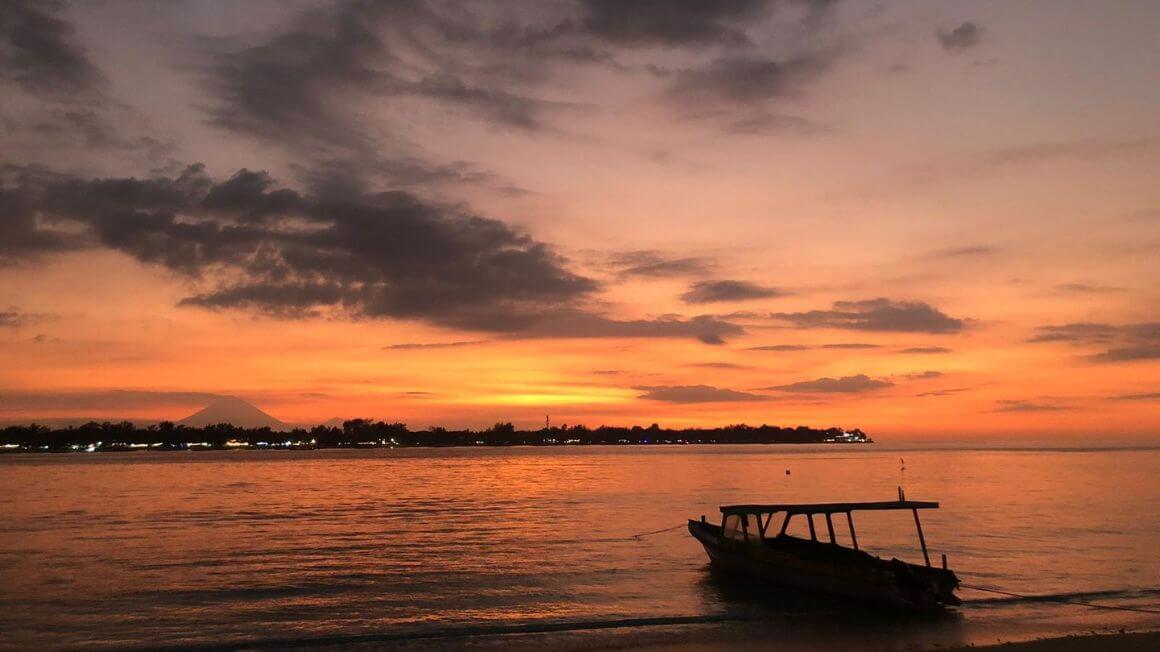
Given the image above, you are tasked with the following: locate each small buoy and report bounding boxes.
[785,468,791,475]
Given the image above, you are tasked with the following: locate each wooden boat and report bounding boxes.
[688,495,960,610]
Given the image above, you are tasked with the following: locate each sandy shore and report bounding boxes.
[956,631,1160,651]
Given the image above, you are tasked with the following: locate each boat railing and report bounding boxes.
[719,499,941,568]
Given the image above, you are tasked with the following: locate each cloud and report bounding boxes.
[1029,323,1122,344]
[936,22,983,52]
[636,384,767,403]
[928,245,996,259]
[1090,345,1160,362]
[688,362,749,369]
[578,0,771,47]
[765,374,892,393]
[984,139,1155,169]
[0,308,53,328]
[680,280,785,304]
[0,1,105,98]
[900,347,952,354]
[201,2,573,192]
[3,164,745,343]
[506,311,744,344]
[1030,322,1160,362]
[667,53,833,108]
[1055,283,1126,295]
[383,340,486,350]
[1113,392,1160,401]
[0,389,229,412]
[0,310,24,327]
[992,400,1069,413]
[917,387,969,398]
[771,298,964,333]
[610,251,715,278]
[746,342,880,351]
[904,370,943,379]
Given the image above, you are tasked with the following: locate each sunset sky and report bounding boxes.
[1,0,1158,436]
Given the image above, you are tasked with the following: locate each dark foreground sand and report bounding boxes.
[956,631,1160,651]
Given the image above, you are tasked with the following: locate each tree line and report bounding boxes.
[0,419,870,451]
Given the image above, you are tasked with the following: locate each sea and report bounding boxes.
[1,443,1158,650]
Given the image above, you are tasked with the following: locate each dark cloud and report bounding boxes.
[578,0,770,47]
[1055,283,1126,295]
[917,387,969,398]
[1029,323,1122,344]
[383,340,486,350]
[929,245,996,259]
[506,311,744,344]
[4,165,744,343]
[905,370,943,379]
[1030,322,1155,361]
[202,1,569,191]
[0,3,169,164]
[0,0,104,97]
[1030,322,1160,362]
[636,384,767,403]
[900,346,952,354]
[610,251,715,278]
[771,298,964,333]
[688,362,749,369]
[1,389,228,412]
[681,280,786,304]
[0,308,52,328]
[992,400,1069,413]
[936,22,983,52]
[667,53,832,107]
[984,139,1155,169]
[765,374,892,393]
[1113,392,1160,401]
[1091,345,1160,362]
[746,342,879,351]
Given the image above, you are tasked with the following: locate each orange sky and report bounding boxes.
[1,1,1158,436]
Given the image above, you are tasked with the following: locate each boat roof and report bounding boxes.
[721,500,938,515]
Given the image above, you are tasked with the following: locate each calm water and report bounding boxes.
[1,445,1158,650]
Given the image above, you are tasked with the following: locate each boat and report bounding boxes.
[688,493,960,610]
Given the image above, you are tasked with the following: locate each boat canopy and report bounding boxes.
[717,498,942,567]
[721,500,938,516]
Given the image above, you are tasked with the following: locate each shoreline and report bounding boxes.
[951,631,1160,651]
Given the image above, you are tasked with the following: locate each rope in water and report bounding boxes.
[958,583,1160,615]
[631,523,688,540]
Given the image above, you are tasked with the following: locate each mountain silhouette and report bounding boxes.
[177,396,287,430]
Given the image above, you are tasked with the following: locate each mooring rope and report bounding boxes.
[631,523,688,540]
[960,583,1160,615]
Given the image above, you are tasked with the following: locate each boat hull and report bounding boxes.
[688,519,958,610]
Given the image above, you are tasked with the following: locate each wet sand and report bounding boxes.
[958,631,1160,651]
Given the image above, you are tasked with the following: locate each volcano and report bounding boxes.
[177,396,287,430]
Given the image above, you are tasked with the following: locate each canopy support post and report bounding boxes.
[807,514,817,541]
[825,513,836,544]
[912,508,930,567]
[846,511,858,550]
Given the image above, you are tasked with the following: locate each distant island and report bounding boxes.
[0,420,871,453]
